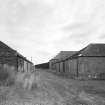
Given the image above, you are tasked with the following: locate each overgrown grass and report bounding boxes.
[15,72,38,90]
[0,68,16,86]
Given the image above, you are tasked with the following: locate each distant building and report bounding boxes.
[0,41,33,73]
[49,43,105,79]
[35,62,49,69]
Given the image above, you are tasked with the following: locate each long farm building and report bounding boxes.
[49,43,105,80]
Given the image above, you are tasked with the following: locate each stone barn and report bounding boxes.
[49,51,77,73]
[49,59,58,70]
[49,52,61,72]
[64,57,78,78]
[0,41,33,73]
[65,43,105,79]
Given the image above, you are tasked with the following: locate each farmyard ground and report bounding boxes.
[0,69,105,105]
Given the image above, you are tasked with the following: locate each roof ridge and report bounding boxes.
[90,43,105,45]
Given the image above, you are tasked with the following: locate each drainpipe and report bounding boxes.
[63,62,65,73]
[77,58,79,78]
[59,63,60,72]
[16,56,18,72]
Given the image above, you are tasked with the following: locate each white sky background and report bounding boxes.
[0,0,105,64]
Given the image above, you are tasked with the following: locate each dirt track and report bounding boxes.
[0,69,105,105]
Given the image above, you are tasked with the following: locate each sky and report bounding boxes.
[0,0,105,64]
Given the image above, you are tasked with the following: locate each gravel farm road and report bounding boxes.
[0,69,105,105]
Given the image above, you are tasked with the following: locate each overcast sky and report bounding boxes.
[0,0,105,64]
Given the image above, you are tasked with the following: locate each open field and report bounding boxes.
[0,69,105,105]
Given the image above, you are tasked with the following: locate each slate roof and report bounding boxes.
[52,51,77,62]
[0,41,32,63]
[0,41,16,54]
[49,43,105,63]
[72,43,105,58]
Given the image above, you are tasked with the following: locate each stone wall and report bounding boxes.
[78,57,105,79]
